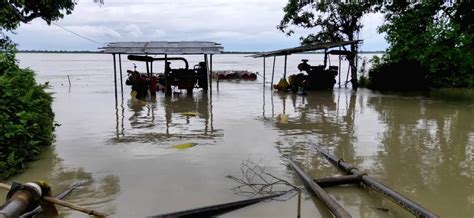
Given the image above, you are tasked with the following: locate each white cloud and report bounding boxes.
[11,0,387,51]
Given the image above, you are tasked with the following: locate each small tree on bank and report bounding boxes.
[278,0,376,89]
[0,0,77,178]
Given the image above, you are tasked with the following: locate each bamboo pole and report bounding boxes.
[289,160,351,218]
[312,145,439,218]
[313,175,360,188]
[151,192,285,217]
[0,183,107,217]
[297,190,301,218]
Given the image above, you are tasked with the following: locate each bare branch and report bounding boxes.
[227,159,299,201]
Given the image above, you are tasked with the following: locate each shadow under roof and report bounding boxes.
[100,41,224,55]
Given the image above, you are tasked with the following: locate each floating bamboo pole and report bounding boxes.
[314,175,360,188]
[0,182,107,217]
[288,160,351,218]
[151,192,285,218]
[312,145,439,218]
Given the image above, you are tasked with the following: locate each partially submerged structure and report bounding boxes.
[252,40,362,91]
[101,41,224,98]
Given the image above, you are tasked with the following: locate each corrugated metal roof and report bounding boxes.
[251,40,362,58]
[100,41,224,55]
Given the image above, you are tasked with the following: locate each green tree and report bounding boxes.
[378,0,474,88]
[278,0,376,89]
[0,0,78,178]
[1,0,77,49]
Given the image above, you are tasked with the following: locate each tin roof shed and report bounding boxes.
[101,41,224,55]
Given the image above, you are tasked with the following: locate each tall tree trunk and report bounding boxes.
[348,35,358,90]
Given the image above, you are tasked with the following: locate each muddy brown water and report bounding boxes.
[1,53,473,217]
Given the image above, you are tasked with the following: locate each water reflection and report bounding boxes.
[368,95,474,216]
[113,92,222,144]
[267,89,474,217]
[272,90,359,167]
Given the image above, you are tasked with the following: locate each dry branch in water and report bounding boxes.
[226,159,299,200]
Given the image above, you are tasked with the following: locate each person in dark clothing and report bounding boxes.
[126,71,149,99]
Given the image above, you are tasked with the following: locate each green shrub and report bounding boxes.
[0,52,54,179]
[367,56,429,91]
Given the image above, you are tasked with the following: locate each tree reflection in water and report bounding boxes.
[368,94,474,216]
[268,89,474,217]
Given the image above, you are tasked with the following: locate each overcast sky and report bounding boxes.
[11,0,388,51]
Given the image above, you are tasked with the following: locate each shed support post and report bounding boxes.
[118,54,123,94]
[283,55,288,78]
[113,54,118,101]
[165,54,171,96]
[263,57,266,87]
[210,54,213,93]
[271,56,276,89]
[204,54,209,92]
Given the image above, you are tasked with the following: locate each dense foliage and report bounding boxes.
[368,56,429,91]
[376,0,474,89]
[278,0,376,89]
[0,51,54,179]
[0,0,77,178]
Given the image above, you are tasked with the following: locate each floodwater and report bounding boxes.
[1,53,473,217]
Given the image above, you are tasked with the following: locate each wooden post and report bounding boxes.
[283,55,288,79]
[271,56,276,89]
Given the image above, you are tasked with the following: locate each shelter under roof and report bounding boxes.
[101,41,224,55]
[251,40,362,58]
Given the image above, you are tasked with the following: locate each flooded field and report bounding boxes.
[1,53,473,217]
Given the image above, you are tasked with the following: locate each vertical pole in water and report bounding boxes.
[271,56,276,89]
[113,54,118,101]
[118,54,124,94]
[263,57,266,87]
[283,54,288,78]
[324,49,328,68]
[165,54,171,96]
[204,54,209,92]
[338,46,342,88]
[210,54,213,93]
